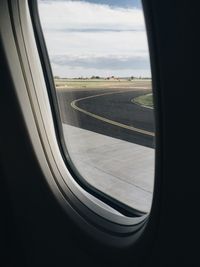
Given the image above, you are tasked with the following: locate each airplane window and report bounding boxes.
[37,0,155,213]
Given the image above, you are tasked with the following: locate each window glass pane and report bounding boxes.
[38,0,155,213]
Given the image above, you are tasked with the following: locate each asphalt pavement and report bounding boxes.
[56,87,155,211]
[56,88,155,148]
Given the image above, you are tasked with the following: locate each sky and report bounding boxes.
[38,0,151,78]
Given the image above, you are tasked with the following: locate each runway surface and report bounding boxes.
[56,88,155,148]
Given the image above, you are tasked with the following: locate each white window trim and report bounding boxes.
[0,0,150,246]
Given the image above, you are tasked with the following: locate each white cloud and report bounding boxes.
[38,0,151,77]
[39,1,144,31]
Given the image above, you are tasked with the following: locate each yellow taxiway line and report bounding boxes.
[71,90,155,137]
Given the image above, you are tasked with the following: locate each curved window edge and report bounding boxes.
[1,0,157,247]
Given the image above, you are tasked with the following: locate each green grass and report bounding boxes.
[134,93,154,108]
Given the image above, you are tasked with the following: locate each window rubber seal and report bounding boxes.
[27,0,146,218]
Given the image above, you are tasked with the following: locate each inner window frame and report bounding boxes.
[28,0,154,218]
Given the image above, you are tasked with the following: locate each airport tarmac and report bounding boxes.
[63,124,154,213]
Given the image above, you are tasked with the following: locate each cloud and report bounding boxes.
[39,1,144,31]
[39,0,142,9]
[51,54,150,70]
[43,30,148,57]
[38,0,151,77]
[79,0,142,8]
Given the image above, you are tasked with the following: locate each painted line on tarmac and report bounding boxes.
[71,91,155,137]
[131,94,154,110]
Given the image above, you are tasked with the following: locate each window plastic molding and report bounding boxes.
[1,0,154,247]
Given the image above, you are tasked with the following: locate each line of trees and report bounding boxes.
[54,76,151,80]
